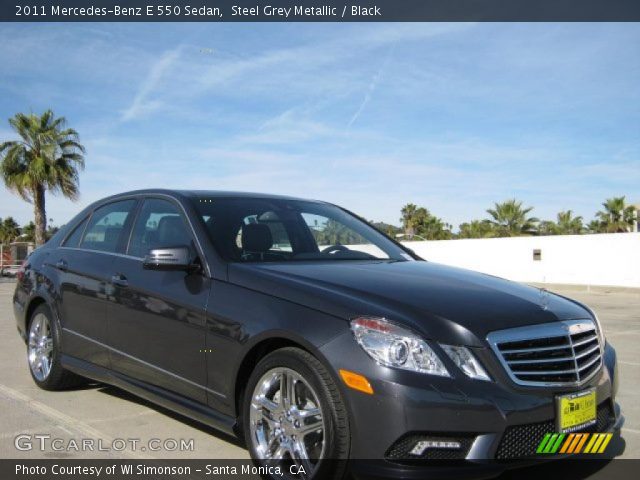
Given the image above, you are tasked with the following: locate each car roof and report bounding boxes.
[96,189,326,204]
[178,190,322,202]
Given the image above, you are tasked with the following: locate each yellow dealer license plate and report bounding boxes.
[556,389,597,433]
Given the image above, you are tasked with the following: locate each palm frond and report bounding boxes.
[1,110,87,244]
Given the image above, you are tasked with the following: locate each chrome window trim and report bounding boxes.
[62,327,225,398]
[487,319,603,388]
[59,246,143,261]
[58,192,212,277]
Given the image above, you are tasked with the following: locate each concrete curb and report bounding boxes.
[528,282,640,295]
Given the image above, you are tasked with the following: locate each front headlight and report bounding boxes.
[351,317,450,377]
[440,344,491,381]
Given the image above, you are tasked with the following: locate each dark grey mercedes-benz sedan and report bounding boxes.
[13,190,622,479]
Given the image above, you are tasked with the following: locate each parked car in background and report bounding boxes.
[13,190,622,479]
[1,241,33,277]
[1,265,19,277]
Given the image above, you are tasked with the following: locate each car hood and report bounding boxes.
[228,260,591,346]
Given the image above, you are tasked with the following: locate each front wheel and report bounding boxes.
[243,347,350,480]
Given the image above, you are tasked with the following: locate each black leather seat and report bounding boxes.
[241,223,273,253]
[103,227,122,251]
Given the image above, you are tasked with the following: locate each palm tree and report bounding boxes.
[370,221,401,237]
[555,210,584,234]
[458,220,494,239]
[400,204,451,240]
[420,215,453,240]
[0,110,85,246]
[595,196,636,233]
[586,219,600,233]
[537,220,558,236]
[539,210,584,235]
[20,221,36,242]
[400,203,418,237]
[0,216,20,245]
[46,218,61,239]
[486,199,539,237]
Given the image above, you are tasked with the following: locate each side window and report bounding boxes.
[80,200,136,253]
[128,198,193,258]
[62,216,89,248]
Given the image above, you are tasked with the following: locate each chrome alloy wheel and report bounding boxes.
[28,313,54,381]
[249,367,325,476]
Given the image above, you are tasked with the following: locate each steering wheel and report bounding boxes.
[322,245,349,255]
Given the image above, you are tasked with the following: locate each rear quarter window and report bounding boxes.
[61,216,89,248]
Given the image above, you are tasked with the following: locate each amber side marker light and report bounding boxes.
[339,369,374,394]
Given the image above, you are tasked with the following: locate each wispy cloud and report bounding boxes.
[347,47,394,129]
[0,23,638,231]
[121,46,183,122]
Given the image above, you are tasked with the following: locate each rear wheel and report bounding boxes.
[27,304,85,390]
[243,347,349,480]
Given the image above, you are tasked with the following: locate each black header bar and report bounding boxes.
[3,0,640,22]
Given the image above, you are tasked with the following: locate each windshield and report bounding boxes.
[193,197,413,263]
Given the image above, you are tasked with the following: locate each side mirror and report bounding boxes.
[143,246,197,272]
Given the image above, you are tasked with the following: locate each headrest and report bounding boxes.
[242,223,273,253]
[104,227,121,245]
[157,215,186,246]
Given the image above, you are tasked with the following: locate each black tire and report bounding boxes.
[243,347,350,480]
[27,304,85,390]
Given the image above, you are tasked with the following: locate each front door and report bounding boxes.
[106,197,210,404]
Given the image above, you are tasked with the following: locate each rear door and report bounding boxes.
[55,199,138,367]
[106,197,210,404]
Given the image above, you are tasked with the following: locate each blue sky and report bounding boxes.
[0,22,638,229]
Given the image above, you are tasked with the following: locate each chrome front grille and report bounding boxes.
[487,320,602,387]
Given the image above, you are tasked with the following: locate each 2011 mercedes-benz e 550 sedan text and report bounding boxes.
[14,190,622,479]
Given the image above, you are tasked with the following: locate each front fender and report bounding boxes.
[604,341,619,399]
[205,279,350,416]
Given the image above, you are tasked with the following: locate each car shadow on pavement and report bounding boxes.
[94,384,245,449]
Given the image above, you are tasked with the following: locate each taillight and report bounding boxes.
[16,260,27,282]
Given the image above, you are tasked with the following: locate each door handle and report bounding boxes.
[55,259,68,271]
[111,274,129,288]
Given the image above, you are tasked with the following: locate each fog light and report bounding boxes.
[409,439,462,456]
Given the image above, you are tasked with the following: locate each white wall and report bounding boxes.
[403,233,640,288]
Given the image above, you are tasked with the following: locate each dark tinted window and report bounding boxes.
[80,200,136,253]
[128,198,192,258]
[62,216,88,247]
[194,197,411,263]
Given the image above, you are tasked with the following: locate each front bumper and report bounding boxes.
[319,333,622,478]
